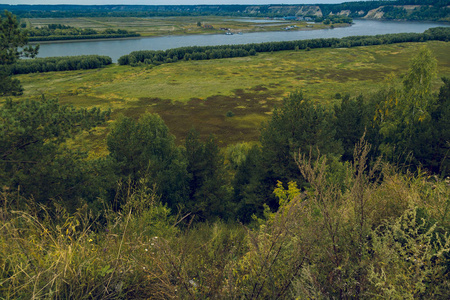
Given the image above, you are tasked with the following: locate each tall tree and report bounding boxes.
[429,77,450,175]
[107,113,189,209]
[233,91,341,221]
[184,129,230,220]
[377,47,438,168]
[260,91,340,182]
[0,98,109,208]
[334,94,369,161]
[0,10,39,96]
[232,144,268,222]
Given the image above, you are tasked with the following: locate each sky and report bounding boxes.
[1,1,361,5]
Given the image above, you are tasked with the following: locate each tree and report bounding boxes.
[334,94,371,161]
[377,48,436,162]
[0,10,39,96]
[107,113,189,209]
[233,92,341,221]
[184,128,230,220]
[260,91,340,182]
[0,97,110,208]
[371,47,450,176]
[232,144,268,222]
[429,77,450,175]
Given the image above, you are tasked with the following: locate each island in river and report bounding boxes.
[26,16,351,41]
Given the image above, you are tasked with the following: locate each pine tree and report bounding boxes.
[0,10,39,96]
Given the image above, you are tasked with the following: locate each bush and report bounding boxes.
[225,110,235,117]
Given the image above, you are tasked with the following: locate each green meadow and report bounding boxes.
[7,41,450,153]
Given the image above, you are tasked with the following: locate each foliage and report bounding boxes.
[27,23,139,42]
[0,10,38,96]
[1,146,448,298]
[368,208,450,298]
[432,77,450,176]
[0,180,179,299]
[106,113,189,210]
[0,97,110,208]
[232,91,344,222]
[0,11,37,65]
[184,129,231,220]
[374,47,449,175]
[262,91,338,176]
[232,145,268,222]
[334,94,371,161]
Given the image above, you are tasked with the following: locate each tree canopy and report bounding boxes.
[106,114,189,209]
[0,10,39,96]
[0,98,110,207]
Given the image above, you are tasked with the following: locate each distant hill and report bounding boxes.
[1,1,449,22]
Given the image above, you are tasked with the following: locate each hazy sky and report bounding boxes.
[1,1,360,5]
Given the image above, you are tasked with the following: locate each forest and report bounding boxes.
[0,0,449,21]
[1,10,450,299]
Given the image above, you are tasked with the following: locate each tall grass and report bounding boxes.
[1,141,449,299]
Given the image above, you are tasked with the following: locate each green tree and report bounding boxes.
[0,98,109,208]
[232,145,268,222]
[0,10,39,96]
[233,92,341,221]
[377,47,438,169]
[402,47,437,120]
[107,113,188,209]
[260,91,340,182]
[429,77,450,175]
[184,129,230,220]
[334,94,372,161]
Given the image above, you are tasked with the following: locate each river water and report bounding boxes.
[35,19,449,62]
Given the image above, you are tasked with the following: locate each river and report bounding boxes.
[35,19,449,63]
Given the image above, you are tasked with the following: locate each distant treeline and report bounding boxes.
[27,24,140,42]
[118,27,450,66]
[28,33,140,42]
[1,1,448,20]
[320,0,450,21]
[10,55,112,74]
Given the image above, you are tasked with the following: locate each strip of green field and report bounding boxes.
[6,41,450,154]
[24,16,334,37]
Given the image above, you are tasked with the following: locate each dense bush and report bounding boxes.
[10,55,112,74]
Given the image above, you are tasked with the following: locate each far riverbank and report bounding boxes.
[35,20,449,63]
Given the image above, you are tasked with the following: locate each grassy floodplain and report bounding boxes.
[6,41,450,154]
[24,16,335,37]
